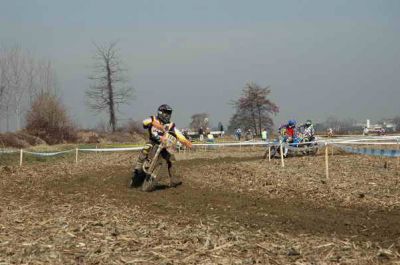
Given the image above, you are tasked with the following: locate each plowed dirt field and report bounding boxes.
[1,148,400,264]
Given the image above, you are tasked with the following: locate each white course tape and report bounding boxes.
[0,149,19,154]
[2,134,399,158]
[329,135,400,144]
[193,141,270,147]
[333,144,400,157]
[79,147,143,152]
[23,149,75,156]
[332,142,399,145]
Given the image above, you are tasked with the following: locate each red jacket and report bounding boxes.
[286,127,295,137]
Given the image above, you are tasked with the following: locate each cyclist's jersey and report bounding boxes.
[286,127,295,137]
[143,116,187,144]
[303,125,315,139]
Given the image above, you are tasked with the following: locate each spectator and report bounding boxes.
[207,132,215,143]
[363,127,369,136]
[261,128,268,141]
[235,128,242,141]
[245,129,253,141]
[198,127,204,141]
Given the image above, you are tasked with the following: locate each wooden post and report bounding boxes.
[75,148,78,164]
[397,139,399,167]
[19,149,23,167]
[280,141,285,168]
[325,142,329,180]
[268,146,271,162]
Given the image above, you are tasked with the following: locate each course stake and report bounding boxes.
[325,142,329,180]
[268,146,271,162]
[19,149,23,167]
[397,138,399,167]
[280,141,285,168]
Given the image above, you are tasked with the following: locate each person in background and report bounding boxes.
[198,127,204,142]
[235,128,242,141]
[363,126,369,136]
[327,128,333,137]
[282,119,297,157]
[261,128,268,141]
[245,129,253,141]
[302,120,315,142]
[207,132,215,143]
[283,120,296,143]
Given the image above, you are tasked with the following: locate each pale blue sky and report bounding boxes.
[1,0,399,128]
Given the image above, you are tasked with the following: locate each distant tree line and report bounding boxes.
[0,44,77,143]
[0,44,59,132]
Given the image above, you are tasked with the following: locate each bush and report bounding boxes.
[76,130,100,144]
[0,132,46,148]
[120,119,145,135]
[25,93,77,144]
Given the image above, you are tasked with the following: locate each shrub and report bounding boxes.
[121,119,145,135]
[0,132,46,148]
[25,93,77,144]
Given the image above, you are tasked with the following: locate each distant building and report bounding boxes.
[362,119,396,133]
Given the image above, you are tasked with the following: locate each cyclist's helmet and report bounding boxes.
[157,104,173,124]
[288,119,296,128]
[305,120,312,127]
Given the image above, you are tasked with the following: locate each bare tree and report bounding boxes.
[0,51,7,130]
[228,82,279,135]
[0,44,58,132]
[189,113,209,131]
[7,46,38,131]
[87,41,133,132]
[37,60,57,96]
[0,46,12,131]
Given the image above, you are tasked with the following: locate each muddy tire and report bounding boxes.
[130,170,146,188]
[142,174,156,192]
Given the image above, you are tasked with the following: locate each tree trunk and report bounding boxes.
[251,107,257,134]
[106,61,116,132]
[4,105,9,132]
[15,104,20,131]
[257,107,262,136]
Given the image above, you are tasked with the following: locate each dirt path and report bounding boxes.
[45,156,400,245]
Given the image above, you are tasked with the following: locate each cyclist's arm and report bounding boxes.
[172,126,192,148]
